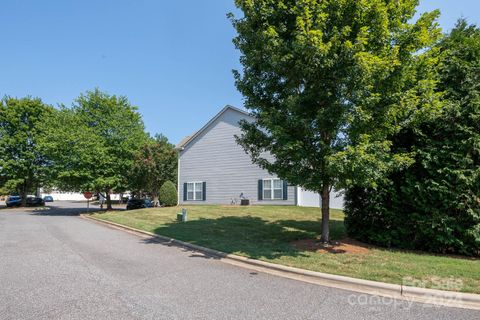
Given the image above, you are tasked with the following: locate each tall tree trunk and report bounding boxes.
[106,191,112,210]
[320,184,330,243]
[20,180,27,207]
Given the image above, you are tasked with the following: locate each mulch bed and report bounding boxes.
[291,238,372,254]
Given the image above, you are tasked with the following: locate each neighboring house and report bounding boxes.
[176,106,344,209]
[39,189,123,201]
[40,190,85,201]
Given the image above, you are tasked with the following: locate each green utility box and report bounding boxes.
[177,208,187,222]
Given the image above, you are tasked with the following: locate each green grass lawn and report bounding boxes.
[91,205,480,293]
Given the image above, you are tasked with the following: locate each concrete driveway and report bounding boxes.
[0,202,478,319]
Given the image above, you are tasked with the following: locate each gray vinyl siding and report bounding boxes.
[179,109,296,205]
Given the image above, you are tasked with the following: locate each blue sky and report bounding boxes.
[1,1,479,144]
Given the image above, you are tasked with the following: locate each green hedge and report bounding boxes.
[159,181,177,207]
[345,164,480,256]
[345,21,480,257]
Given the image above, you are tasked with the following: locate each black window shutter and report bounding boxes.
[258,179,263,200]
[183,183,187,201]
[202,182,206,201]
[283,181,288,200]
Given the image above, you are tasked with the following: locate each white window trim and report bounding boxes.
[186,181,203,201]
[262,178,283,200]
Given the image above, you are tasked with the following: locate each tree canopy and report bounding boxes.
[43,89,148,209]
[128,134,177,203]
[230,0,441,242]
[0,97,53,205]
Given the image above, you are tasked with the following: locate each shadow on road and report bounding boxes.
[141,236,223,260]
[30,204,126,216]
[29,202,98,216]
[30,207,84,216]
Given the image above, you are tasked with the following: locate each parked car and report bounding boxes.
[26,197,45,207]
[126,198,153,210]
[43,195,54,202]
[6,196,22,207]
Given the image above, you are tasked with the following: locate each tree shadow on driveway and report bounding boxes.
[141,215,345,261]
[29,207,83,216]
[29,204,126,216]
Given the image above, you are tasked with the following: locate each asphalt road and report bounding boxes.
[0,202,478,320]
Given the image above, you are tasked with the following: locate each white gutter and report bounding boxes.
[177,152,181,206]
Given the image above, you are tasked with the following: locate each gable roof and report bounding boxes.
[176,105,250,150]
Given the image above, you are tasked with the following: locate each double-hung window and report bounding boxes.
[263,178,283,200]
[186,182,203,201]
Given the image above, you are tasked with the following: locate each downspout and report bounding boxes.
[177,150,181,206]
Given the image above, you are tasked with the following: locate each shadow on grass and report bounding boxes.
[142,215,345,260]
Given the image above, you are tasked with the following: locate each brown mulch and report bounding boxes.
[291,238,372,254]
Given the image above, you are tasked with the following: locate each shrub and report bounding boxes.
[159,181,177,207]
[345,163,480,256]
[345,21,480,256]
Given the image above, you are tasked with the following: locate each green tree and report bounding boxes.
[345,20,480,256]
[230,0,441,242]
[44,89,148,210]
[159,180,177,207]
[425,20,480,254]
[0,97,54,206]
[129,134,177,204]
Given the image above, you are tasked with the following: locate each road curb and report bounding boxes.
[81,214,480,310]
